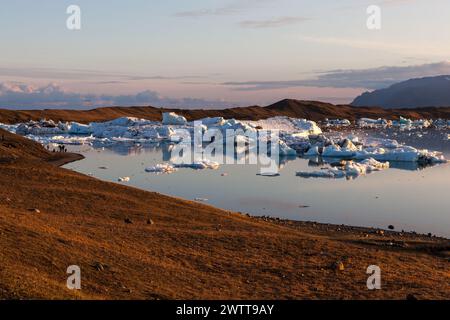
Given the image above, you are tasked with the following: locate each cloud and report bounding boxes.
[295,35,450,58]
[0,82,236,109]
[0,67,205,82]
[240,16,310,28]
[223,61,450,90]
[174,0,272,18]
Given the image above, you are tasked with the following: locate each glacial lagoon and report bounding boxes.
[63,128,450,237]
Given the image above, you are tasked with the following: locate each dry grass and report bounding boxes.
[0,129,449,300]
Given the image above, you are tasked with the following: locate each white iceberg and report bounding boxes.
[145,163,178,174]
[297,158,389,179]
[162,112,187,125]
[174,160,220,170]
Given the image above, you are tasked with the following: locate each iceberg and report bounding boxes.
[297,158,389,179]
[162,112,187,125]
[326,119,351,126]
[69,122,92,134]
[174,160,220,170]
[322,144,357,158]
[145,163,178,174]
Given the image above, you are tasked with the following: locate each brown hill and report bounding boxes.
[1,99,449,124]
[0,128,449,299]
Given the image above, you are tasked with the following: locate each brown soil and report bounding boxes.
[1,99,449,124]
[0,128,449,300]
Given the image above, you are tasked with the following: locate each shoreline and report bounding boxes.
[1,127,449,300]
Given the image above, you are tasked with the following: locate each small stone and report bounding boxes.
[333,261,345,271]
[124,218,133,224]
[147,219,154,225]
[406,294,418,301]
[92,262,105,271]
[28,208,40,213]
[388,225,395,230]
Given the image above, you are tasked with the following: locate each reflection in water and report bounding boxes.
[93,141,444,174]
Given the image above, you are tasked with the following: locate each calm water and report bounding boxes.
[63,129,450,237]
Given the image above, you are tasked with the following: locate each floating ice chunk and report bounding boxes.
[174,160,220,170]
[357,118,390,127]
[162,112,187,125]
[290,119,322,136]
[241,117,322,137]
[399,116,412,126]
[296,158,389,179]
[296,170,341,179]
[145,163,178,174]
[339,139,359,151]
[322,144,357,158]
[359,158,390,171]
[354,146,420,162]
[412,119,432,128]
[279,141,297,156]
[363,137,400,149]
[305,145,320,156]
[326,119,351,126]
[196,117,226,126]
[69,122,92,134]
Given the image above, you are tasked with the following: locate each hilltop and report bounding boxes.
[1,99,449,125]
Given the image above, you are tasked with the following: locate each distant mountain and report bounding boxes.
[351,75,450,108]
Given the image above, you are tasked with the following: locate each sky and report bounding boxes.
[1,0,450,109]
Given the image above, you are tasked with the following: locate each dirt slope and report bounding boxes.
[1,99,449,124]
[0,128,449,300]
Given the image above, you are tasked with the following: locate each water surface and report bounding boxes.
[63,129,450,237]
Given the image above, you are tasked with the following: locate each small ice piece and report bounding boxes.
[69,122,92,134]
[322,144,357,158]
[145,163,178,174]
[162,112,187,125]
[326,119,351,126]
[196,117,226,126]
[305,145,320,156]
[357,118,390,127]
[296,158,389,179]
[279,140,297,156]
[174,159,220,170]
[118,177,130,182]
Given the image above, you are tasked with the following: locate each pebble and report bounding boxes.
[333,261,345,271]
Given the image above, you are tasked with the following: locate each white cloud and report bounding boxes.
[223,61,450,90]
[240,16,310,28]
[0,82,236,110]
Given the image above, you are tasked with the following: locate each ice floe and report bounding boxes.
[145,163,178,174]
[162,112,187,125]
[296,158,390,179]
